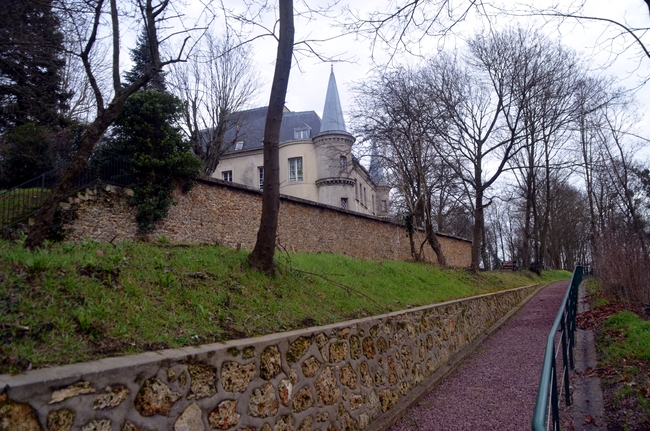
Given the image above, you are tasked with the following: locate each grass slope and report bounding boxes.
[599,311,650,430]
[0,238,570,374]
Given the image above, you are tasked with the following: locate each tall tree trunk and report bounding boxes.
[471,188,484,272]
[247,0,294,273]
[423,196,446,265]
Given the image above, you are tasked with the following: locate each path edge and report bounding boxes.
[367,281,550,431]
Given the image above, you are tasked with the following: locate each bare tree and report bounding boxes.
[25,0,202,248]
[351,66,448,264]
[505,30,583,271]
[421,28,532,271]
[247,0,294,273]
[168,32,261,176]
[509,2,650,79]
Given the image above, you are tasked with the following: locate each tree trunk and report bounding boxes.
[247,0,294,273]
[423,196,446,265]
[471,189,484,272]
[25,94,130,249]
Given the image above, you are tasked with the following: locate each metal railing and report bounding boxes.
[0,150,133,230]
[532,265,584,431]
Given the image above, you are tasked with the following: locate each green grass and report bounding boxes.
[599,311,650,427]
[0,238,571,374]
[602,311,650,362]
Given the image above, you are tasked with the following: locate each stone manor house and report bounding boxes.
[212,68,390,217]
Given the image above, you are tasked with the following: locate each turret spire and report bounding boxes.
[320,66,347,133]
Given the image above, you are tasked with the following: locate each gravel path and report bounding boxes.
[389,280,569,431]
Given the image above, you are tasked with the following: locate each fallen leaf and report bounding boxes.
[585,414,594,423]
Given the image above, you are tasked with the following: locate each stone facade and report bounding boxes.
[0,284,538,431]
[62,179,471,267]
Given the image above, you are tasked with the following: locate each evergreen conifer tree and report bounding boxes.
[0,0,70,131]
[124,28,167,92]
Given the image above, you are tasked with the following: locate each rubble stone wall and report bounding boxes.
[0,284,538,431]
[62,179,472,268]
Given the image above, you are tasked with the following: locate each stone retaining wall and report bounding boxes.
[61,179,471,268]
[0,284,538,431]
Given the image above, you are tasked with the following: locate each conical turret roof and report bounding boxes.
[320,66,347,133]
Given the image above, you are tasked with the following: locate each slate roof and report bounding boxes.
[221,107,322,154]
[321,67,347,133]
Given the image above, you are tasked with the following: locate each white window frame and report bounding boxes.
[294,128,310,140]
[258,166,264,189]
[289,157,303,182]
[222,170,233,182]
[235,141,244,150]
[381,200,387,212]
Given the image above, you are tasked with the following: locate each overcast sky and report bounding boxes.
[171,0,650,155]
[216,0,650,143]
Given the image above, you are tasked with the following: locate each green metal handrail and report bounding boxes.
[532,266,583,431]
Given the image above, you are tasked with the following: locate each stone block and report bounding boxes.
[315,366,340,406]
[301,356,321,378]
[278,378,293,407]
[0,393,42,431]
[174,403,204,431]
[134,377,181,417]
[248,383,278,418]
[93,385,129,410]
[339,363,357,390]
[208,400,240,430]
[221,361,255,393]
[287,336,312,364]
[329,341,348,363]
[273,415,295,431]
[47,408,74,431]
[50,381,95,404]
[82,419,111,431]
[260,345,282,380]
[361,338,375,359]
[292,386,314,413]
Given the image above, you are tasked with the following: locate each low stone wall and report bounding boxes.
[62,180,472,268]
[0,284,538,431]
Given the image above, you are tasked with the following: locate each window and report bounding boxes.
[222,171,232,182]
[258,166,264,189]
[339,155,347,172]
[341,198,348,209]
[294,128,310,140]
[372,195,375,213]
[355,182,358,199]
[381,200,387,212]
[235,141,244,150]
[363,187,367,205]
[289,157,303,182]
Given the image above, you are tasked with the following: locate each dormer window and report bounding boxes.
[235,141,244,150]
[294,126,311,140]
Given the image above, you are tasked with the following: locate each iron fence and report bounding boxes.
[531,265,584,431]
[0,150,133,231]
